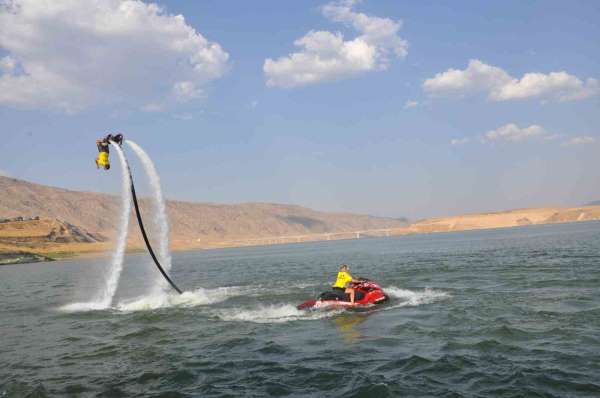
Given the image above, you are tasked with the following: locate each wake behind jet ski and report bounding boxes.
[297,278,389,310]
[95,133,123,170]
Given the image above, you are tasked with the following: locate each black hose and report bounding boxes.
[127,163,183,294]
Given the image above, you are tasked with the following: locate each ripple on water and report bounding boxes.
[117,325,166,340]
[375,354,434,374]
[3,222,600,397]
[1,382,51,398]
[254,341,290,355]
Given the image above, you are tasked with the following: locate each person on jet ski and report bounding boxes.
[332,264,359,304]
[95,133,123,170]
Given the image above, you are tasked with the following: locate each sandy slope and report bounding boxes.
[0,176,406,259]
[398,206,600,234]
[1,175,599,262]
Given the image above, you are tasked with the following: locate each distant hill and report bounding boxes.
[585,200,600,206]
[2,175,599,264]
[399,206,600,235]
[0,176,409,254]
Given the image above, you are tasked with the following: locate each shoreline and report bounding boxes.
[2,215,599,266]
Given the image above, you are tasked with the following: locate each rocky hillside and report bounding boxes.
[0,217,104,246]
[3,175,597,264]
[0,176,408,250]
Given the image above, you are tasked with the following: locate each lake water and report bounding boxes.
[1,222,600,397]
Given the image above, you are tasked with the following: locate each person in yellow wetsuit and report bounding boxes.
[95,133,123,170]
[95,138,110,170]
[332,264,359,304]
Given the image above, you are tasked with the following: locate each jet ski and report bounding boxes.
[297,278,389,310]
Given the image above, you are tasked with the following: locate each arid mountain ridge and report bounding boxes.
[1,175,599,264]
[0,175,408,254]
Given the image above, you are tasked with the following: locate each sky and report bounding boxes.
[1,0,599,219]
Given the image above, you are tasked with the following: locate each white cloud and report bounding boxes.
[0,55,16,73]
[543,133,563,141]
[482,123,546,143]
[424,60,512,98]
[424,59,599,102]
[172,81,204,101]
[563,136,596,146]
[453,123,595,148]
[403,100,418,109]
[450,138,469,146]
[0,0,229,112]
[141,103,163,113]
[494,72,599,102]
[264,0,407,88]
[321,0,408,58]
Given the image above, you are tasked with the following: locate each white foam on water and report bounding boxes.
[57,301,111,313]
[214,304,344,324]
[125,140,172,295]
[384,286,449,309]
[114,286,250,312]
[200,286,448,324]
[57,286,246,313]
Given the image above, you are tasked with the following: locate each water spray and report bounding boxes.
[91,134,182,301]
[96,142,132,307]
[125,140,174,294]
[124,150,183,295]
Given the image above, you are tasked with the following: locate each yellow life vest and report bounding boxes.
[333,271,353,288]
[97,152,110,167]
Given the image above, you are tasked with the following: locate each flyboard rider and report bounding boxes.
[95,133,123,170]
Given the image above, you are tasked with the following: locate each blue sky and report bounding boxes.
[1,0,599,219]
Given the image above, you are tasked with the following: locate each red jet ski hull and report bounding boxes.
[297,279,388,310]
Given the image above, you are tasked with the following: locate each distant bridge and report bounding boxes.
[205,228,399,247]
